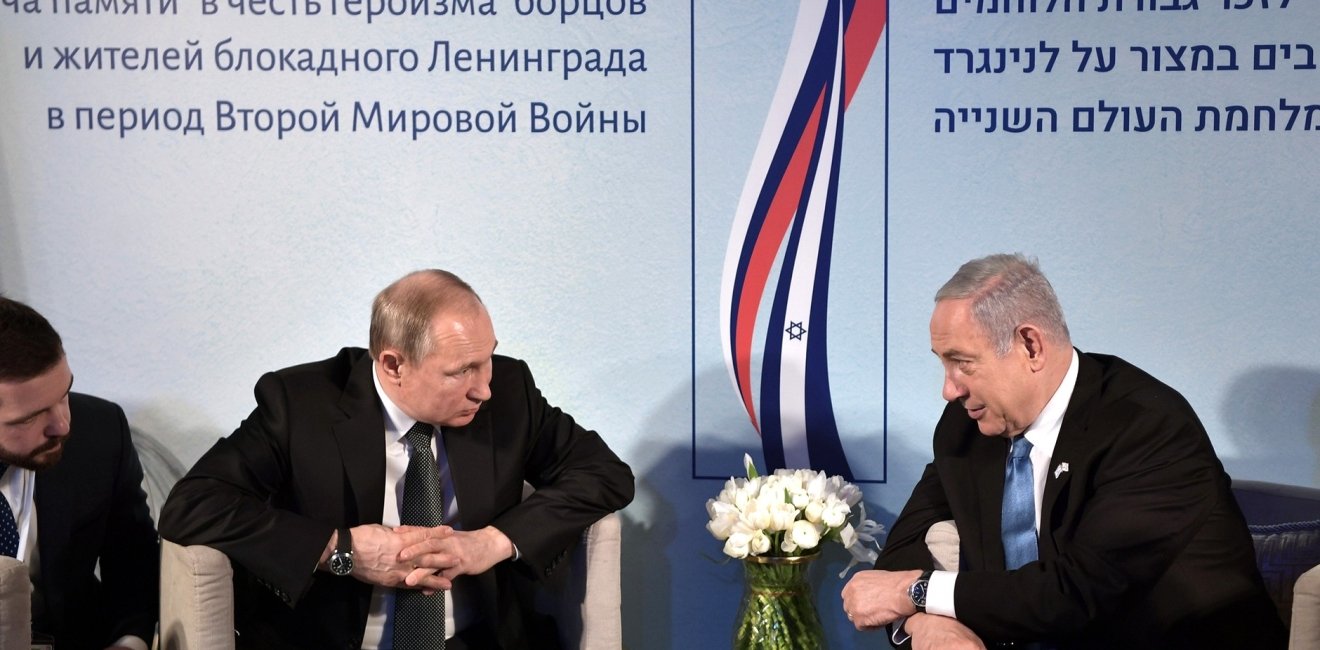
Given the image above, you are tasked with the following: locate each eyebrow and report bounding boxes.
[2,374,74,425]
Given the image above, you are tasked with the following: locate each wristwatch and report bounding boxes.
[328,528,354,576]
[908,570,933,612]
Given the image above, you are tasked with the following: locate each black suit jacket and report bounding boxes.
[31,392,160,649]
[158,347,634,650]
[876,352,1286,649]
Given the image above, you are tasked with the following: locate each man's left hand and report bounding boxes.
[906,612,986,650]
[396,525,515,593]
[841,568,923,629]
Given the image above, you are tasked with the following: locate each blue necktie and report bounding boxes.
[0,463,18,558]
[1002,436,1037,569]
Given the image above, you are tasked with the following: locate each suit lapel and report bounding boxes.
[1040,351,1101,561]
[943,421,1012,572]
[331,355,387,526]
[443,408,495,531]
[973,435,1010,571]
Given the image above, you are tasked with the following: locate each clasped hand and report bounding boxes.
[840,569,986,650]
[347,523,514,595]
[841,568,922,630]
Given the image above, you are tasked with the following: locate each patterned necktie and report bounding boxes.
[1002,435,1037,570]
[394,422,446,650]
[0,463,18,558]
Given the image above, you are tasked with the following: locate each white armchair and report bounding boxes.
[158,512,623,650]
[0,556,31,650]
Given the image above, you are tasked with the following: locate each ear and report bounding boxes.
[1017,325,1048,371]
[377,349,407,384]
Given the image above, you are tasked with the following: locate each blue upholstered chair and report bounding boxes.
[1232,479,1320,649]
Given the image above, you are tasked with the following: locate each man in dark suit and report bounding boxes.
[0,297,159,649]
[158,269,635,650]
[841,254,1285,649]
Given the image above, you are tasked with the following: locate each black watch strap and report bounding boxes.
[336,527,352,555]
[909,570,933,612]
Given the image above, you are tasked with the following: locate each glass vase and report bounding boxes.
[733,551,824,649]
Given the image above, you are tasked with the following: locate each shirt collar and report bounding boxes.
[1022,348,1080,458]
[371,362,415,443]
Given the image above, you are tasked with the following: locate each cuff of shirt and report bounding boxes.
[927,569,958,618]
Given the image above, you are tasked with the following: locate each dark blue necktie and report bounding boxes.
[393,422,446,650]
[0,463,19,558]
[1002,436,1037,569]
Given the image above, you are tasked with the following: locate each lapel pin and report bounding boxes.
[1053,462,1069,479]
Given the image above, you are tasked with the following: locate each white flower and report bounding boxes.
[706,454,883,563]
[706,500,740,540]
[821,497,851,529]
[744,453,760,479]
[803,500,825,524]
[723,521,757,559]
[764,501,796,531]
[724,534,751,559]
[789,519,822,550]
[742,500,773,531]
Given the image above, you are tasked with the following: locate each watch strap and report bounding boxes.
[909,570,933,612]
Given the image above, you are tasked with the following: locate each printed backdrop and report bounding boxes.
[4,1,1320,647]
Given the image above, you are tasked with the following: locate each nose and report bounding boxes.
[942,371,967,403]
[468,366,493,403]
[47,399,72,438]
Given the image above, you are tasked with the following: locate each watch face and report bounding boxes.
[329,552,353,576]
[910,580,928,607]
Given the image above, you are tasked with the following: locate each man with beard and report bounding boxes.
[0,297,159,649]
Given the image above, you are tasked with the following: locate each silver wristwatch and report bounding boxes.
[328,528,354,576]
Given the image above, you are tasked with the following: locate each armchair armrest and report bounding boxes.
[159,539,235,650]
[1291,564,1320,650]
[926,520,960,571]
[0,556,31,649]
[533,512,622,650]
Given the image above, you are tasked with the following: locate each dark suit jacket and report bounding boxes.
[31,392,160,649]
[158,347,634,650]
[876,352,1286,649]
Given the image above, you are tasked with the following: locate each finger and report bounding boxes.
[399,538,459,562]
[404,567,452,591]
[394,524,455,545]
[403,550,460,573]
[395,524,455,536]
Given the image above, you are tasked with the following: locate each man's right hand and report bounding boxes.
[320,524,456,592]
[906,612,986,650]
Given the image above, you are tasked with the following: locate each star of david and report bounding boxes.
[786,321,806,340]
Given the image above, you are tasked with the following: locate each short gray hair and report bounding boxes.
[935,253,1070,356]
[369,270,483,362]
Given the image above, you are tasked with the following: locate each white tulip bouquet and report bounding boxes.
[706,454,883,576]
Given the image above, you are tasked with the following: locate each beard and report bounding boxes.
[0,437,66,471]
